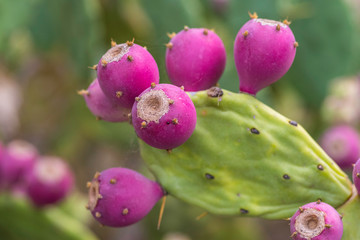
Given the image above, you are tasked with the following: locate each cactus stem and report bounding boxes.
[184,25,189,31]
[165,42,173,49]
[127,55,133,62]
[289,120,298,126]
[122,208,129,215]
[196,211,208,220]
[317,164,324,171]
[126,38,135,47]
[88,65,98,70]
[157,196,167,230]
[172,118,179,125]
[167,32,176,39]
[203,29,209,35]
[95,212,101,218]
[180,86,185,91]
[276,24,281,31]
[110,179,117,184]
[141,121,147,129]
[248,11,258,19]
[77,89,90,96]
[116,91,123,98]
[110,38,117,47]
[101,59,107,67]
[283,174,290,180]
[283,19,291,25]
[135,97,141,102]
[243,30,249,38]
[325,224,332,228]
[205,173,215,180]
[250,128,260,134]
[240,208,249,214]
[294,42,299,48]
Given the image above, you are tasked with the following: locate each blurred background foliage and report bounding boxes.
[0,0,359,239]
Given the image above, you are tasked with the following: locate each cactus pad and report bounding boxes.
[139,89,352,219]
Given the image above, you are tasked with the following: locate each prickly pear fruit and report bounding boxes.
[352,159,360,193]
[165,28,226,91]
[87,168,164,227]
[132,83,197,149]
[0,140,38,187]
[26,156,74,207]
[79,78,130,122]
[139,89,352,219]
[319,125,360,169]
[290,201,343,240]
[97,41,159,108]
[234,15,297,95]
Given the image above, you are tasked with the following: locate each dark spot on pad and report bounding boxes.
[317,164,324,171]
[250,128,260,134]
[289,120,298,126]
[207,87,224,98]
[240,208,249,214]
[205,173,215,180]
[283,174,290,180]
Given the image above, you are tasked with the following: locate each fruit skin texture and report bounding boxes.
[26,156,74,207]
[97,43,159,108]
[319,125,360,169]
[82,78,130,122]
[0,140,38,188]
[88,168,164,227]
[132,84,197,149]
[353,159,360,193]
[290,202,343,240]
[165,28,226,91]
[234,18,296,95]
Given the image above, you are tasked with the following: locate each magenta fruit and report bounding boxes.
[234,14,297,95]
[87,167,164,227]
[0,140,38,187]
[319,125,360,169]
[165,27,226,91]
[26,156,74,207]
[352,158,360,193]
[97,40,159,108]
[79,78,130,122]
[290,201,343,240]
[131,83,197,149]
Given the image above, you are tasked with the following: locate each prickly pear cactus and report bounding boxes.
[338,193,360,240]
[140,89,352,219]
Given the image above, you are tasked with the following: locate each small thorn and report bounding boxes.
[172,118,178,125]
[184,25,189,31]
[96,116,102,121]
[126,38,135,46]
[317,199,322,204]
[352,164,355,167]
[325,224,332,228]
[143,46,147,50]
[290,231,297,238]
[98,194,103,199]
[294,42,299,48]
[157,196,167,230]
[243,30,249,38]
[299,207,304,213]
[165,42,173,49]
[101,59,107,67]
[168,99,174,105]
[356,173,360,178]
[94,172,101,179]
[317,164,324,171]
[248,11,258,19]
[116,91,123,98]
[151,82,156,88]
[95,212,101,218]
[283,19,291,25]
[135,97,140,102]
[99,223,104,227]
[180,86,185,91]
[210,28,215,32]
[86,181,92,188]
[167,32,176,39]
[110,38,117,47]
[122,208,129,215]
[85,204,90,210]
[276,24,281,31]
[284,217,291,221]
[77,89,89,96]
[141,121,147,128]
[196,212,208,220]
[88,65,98,70]
[110,179,116,184]
[340,214,344,219]
[166,149,172,154]
[203,29,208,35]
[127,55,133,62]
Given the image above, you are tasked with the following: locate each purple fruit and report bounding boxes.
[319,125,360,169]
[234,14,297,95]
[0,140,38,188]
[97,41,159,108]
[87,167,164,227]
[165,27,226,91]
[26,156,74,207]
[131,83,197,149]
[79,78,130,122]
[290,201,343,240]
[352,158,360,193]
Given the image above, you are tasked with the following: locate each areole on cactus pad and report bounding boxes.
[139,88,352,219]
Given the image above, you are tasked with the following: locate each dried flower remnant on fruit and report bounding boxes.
[137,90,171,123]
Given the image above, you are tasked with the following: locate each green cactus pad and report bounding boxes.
[139,89,352,219]
[338,193,360,240]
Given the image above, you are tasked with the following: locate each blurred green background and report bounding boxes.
[0,0,359,239]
